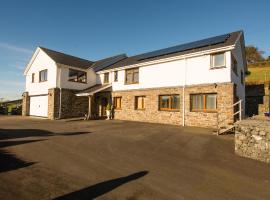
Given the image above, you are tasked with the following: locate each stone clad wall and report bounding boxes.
[48,88,60,119]
[48,88,88,119]
[112,87,183,125]
[60,88,88,119]
[112,83,234,128]
[185,83,234,128]
[235,117,270,163]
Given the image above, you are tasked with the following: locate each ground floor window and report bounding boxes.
[190,93,217,112]
[113,97,122,109]
[135,96,145,110]
[159,95,180,111]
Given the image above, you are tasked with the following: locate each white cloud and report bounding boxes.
[0,42,33,54]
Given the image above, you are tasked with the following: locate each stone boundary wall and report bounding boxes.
[235,117,270,163]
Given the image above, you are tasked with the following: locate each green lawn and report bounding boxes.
[246,62,270,84]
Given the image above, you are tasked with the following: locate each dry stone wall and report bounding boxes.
[235,117,270,163]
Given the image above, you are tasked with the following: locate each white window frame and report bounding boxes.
[211,52,226,68]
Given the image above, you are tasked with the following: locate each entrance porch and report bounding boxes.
[76,84,112,119]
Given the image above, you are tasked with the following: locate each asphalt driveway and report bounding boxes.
[0,116,270,200]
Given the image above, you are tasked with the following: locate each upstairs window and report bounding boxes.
[39,69,47,82]
[68,69,87,83]
[211,52,226,68]
[231,54,238,76]
[32,73,35,83]
[104,73,109,83]
[159,95,180,111]
[114,71,118,82]
[125,68,139,84]
[190,93,217,112]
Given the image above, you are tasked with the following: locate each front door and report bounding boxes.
[100,97,108,117]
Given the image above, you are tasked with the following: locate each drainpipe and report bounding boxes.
[182,58,187,126]
[58,66,62,119]
[59,88,62,119]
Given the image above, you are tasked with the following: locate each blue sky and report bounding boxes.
[0,0,270,100]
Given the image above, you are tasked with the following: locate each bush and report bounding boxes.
[12,106,22,115]
[0,106,8,115]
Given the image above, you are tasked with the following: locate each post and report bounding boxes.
[239,100,242,121]
[87,95,92,120]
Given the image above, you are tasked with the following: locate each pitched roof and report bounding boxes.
[91,54,127,72]
[40,47,94,69]
[98,30,243,71]
[76,84,112,96]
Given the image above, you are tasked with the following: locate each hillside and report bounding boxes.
[246,61,270,84]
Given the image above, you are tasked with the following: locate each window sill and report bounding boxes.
[125,82,139,85]
[210,66,226,70]
[135,109,145,111]
[190,110,217,113]
[39,80,47,83]
[159,109,180,112]
[68,80,87,84]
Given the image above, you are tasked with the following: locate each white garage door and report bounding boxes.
[29,95,48,117]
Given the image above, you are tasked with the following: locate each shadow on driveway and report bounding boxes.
[53,171,149,200]
[0,128,91,173]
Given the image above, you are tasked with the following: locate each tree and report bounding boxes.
[245,45,264,64]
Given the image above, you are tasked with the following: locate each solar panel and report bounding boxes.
[93,54,127,72]
[137,34,230,61]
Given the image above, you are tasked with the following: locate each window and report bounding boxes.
[114,71,118,82]
[135,96,145,110]
[113,97,122,109]
[104,73,109,83]
[159,95,180,111]
[211,52,226,68]
[125,68,139,84]
[39,69,47,82]
[241,70,244,85]
[68,69,87,83]
[32,73,35,83]
[190,93,217,112]
[231,54,238,76]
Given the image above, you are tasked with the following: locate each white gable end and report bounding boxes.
[25,48,58,95]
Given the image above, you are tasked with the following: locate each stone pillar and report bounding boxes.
[87,95,94,120]
[48,88,60,120]
[22,92,30,116]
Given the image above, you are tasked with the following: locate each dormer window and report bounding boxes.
[211,52,226,68]
[104,73,109,84]
[68,69,87,83]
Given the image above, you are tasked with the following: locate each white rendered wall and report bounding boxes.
[231,39,246,114]
[25,49,57,95]
[110,51,232,91]
[58,65,97,90]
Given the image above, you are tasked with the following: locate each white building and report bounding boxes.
[22,30,246,129]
